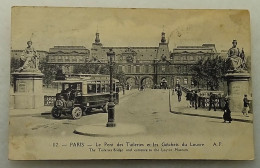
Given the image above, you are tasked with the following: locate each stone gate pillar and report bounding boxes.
[11,72,44,109]
[225,73,250,112]
[11,40,44,109]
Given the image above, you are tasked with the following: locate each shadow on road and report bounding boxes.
[31,109,105,120]
[208,120,229,124]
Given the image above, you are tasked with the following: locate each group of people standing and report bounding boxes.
[185,90,199,109]
[173,84,250,124]
[184,90,217,111]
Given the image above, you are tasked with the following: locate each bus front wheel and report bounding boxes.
[71,107,83,119]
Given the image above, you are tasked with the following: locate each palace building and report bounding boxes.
[46,46,90,74]
[11,31,218,88]
[88,32,172,88]
[86,32,218,88]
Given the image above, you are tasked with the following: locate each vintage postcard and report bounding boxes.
[9,7,254,160]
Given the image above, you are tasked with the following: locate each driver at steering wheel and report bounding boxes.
[69,84,78,101]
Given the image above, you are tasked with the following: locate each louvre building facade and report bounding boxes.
[11,32,219,89]
[85,32,218,88]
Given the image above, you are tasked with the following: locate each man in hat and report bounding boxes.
[242,94,250,117]
[208,92,216,111]
[193,90,198,109]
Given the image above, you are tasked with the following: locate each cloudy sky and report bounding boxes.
[11,7,251,54]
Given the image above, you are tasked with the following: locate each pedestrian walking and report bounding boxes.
[186,91,192,107]
[223,98,232,123]
[193,91,198,109]
[122,85,125,95]
[208,92,216,111]
[190,91,195,107]
[177,87,182,102]
[242,94,250,117]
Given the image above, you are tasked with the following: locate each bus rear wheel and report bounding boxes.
[71,107,83,119]
[51,107,61,119]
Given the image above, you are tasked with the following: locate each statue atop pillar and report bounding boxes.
[16,40,40,72]
[12,40,44,109]
[225,40,251,113]
[226,40,247,72]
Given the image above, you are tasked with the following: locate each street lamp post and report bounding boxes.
[106,48,116,127]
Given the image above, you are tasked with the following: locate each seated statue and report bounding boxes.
[17,40,39,72]
[226,40,247,72]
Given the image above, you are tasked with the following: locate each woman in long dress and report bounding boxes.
[223,98,232,123]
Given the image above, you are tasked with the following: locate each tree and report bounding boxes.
[39,59,59,88]
[10,57,20,85]
[10,57,20,73]
[191,56,229,90]
[191,59,204,88]
[114,70,126,86]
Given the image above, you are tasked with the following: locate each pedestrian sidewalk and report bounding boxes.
[170,93,253,123]
[9,106,52,116]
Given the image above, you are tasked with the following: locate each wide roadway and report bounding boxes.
[10,89,253,138]
[9,89,254,159]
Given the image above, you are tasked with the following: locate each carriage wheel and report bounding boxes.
[51,107,62,119]
[71,107,83,119]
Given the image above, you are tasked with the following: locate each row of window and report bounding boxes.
[49,57,85,63]
[176,78,188,85]
[118,65,191,74]
[173,55,204,61]
[87,84,116,94]
[63,83,116,94]
[119,65,153,74]
[51,56,85,59]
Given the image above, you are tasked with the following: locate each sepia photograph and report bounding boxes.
[8,7,254,160]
